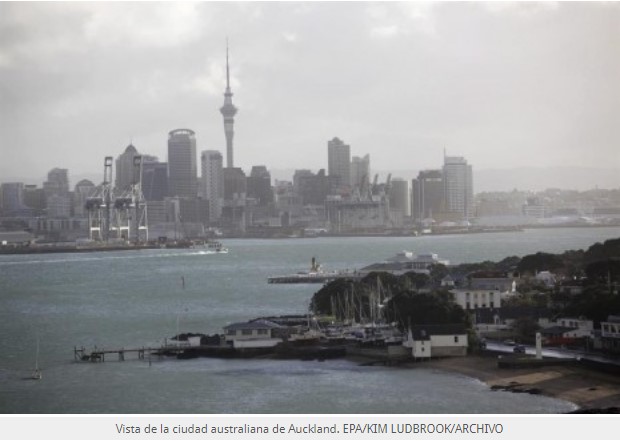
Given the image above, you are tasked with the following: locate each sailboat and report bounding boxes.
[31,337,42,380]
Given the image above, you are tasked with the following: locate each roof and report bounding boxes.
[223,319,283,331]
[410,324,467,340]
[541,326,578,336]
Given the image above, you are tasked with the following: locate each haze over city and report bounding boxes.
[1,2,619,191]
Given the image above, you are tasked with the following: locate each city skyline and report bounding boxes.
[1,2,619,187]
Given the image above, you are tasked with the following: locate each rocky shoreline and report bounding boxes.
[415,354,620,412]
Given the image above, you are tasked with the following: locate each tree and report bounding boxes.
[517,252,563,275]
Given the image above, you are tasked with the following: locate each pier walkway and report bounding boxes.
[73,343,188,362]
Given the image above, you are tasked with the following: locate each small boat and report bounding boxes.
[208,241,228,253]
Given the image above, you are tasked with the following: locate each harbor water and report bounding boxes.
[1,227,619,413]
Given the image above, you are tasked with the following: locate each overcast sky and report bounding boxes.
[1,2,619,187]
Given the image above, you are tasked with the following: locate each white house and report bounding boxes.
[404,324,468,359]
[450,289,504,311]
[223,319,285,349]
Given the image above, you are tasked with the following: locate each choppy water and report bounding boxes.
[1,227,619,413]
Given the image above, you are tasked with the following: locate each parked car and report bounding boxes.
[513,345,526,354]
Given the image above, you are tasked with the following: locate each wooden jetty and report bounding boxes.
[73,344,188,362]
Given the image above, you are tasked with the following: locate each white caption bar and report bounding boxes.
[0,415,617,441]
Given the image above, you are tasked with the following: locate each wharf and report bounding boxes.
[74,344,190,362]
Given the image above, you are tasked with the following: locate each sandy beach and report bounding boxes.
[415,354,620,411]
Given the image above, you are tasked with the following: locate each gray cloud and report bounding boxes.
[0,2,618,185]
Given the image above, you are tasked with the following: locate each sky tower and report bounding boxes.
[220,41,238,168]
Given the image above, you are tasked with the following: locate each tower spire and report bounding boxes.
[220,38,238,169]
[226,37,230,92]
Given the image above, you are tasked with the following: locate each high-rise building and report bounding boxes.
[296,169,330,206]
[23,185,46,215]
[73,179,95,218]
[412,169,444,221]
[142,160,168,201]
[43,168,69,197]
[247,166,273,207]
[0,182,24,215]
[443,155,474,220]
[220,44,238,169]
[350,154,370,193]
[390,178,410,218]
[167,129,197,198]
[115,144,139,192]
[43,168,71,218]
[327,137,351,193]
[201,150,224,222]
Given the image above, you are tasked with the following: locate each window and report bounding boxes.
[257,329,268,335]
[227,329,236,336]
[454,336,459,343]
[490,302,494,308]
[242,329,253,335]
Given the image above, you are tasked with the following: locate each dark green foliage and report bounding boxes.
[513,317,540,343]
[384,290,469,331]
[564,285,620,325]
[584,238,620,263]
[517,252,564,274]
[584,259,620,286]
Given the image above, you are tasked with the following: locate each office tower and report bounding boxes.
[73,179,95,218]
[223,168,247,201]
[167,129,197,198]
[0,182,24,215]
[390,178,410,217]
[23,185,46,215]
[43,168,69,197]
[43,168,71,218]
[443,155,474,220]
[201,150,224,221]
[115,144,139,192]
[412,170,444,221]
[142,161,169,201]
[220,43,238,168]
[247,166,273,206]
[296,169,330,206]
[350,154,370,193]
[327,137,351,192]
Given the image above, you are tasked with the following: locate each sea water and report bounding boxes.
[1,227,618,413]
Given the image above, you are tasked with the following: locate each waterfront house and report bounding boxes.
[403,324,468,359]
[540,317,593,346]
[600,315,620,354]
[223,319,285,349]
